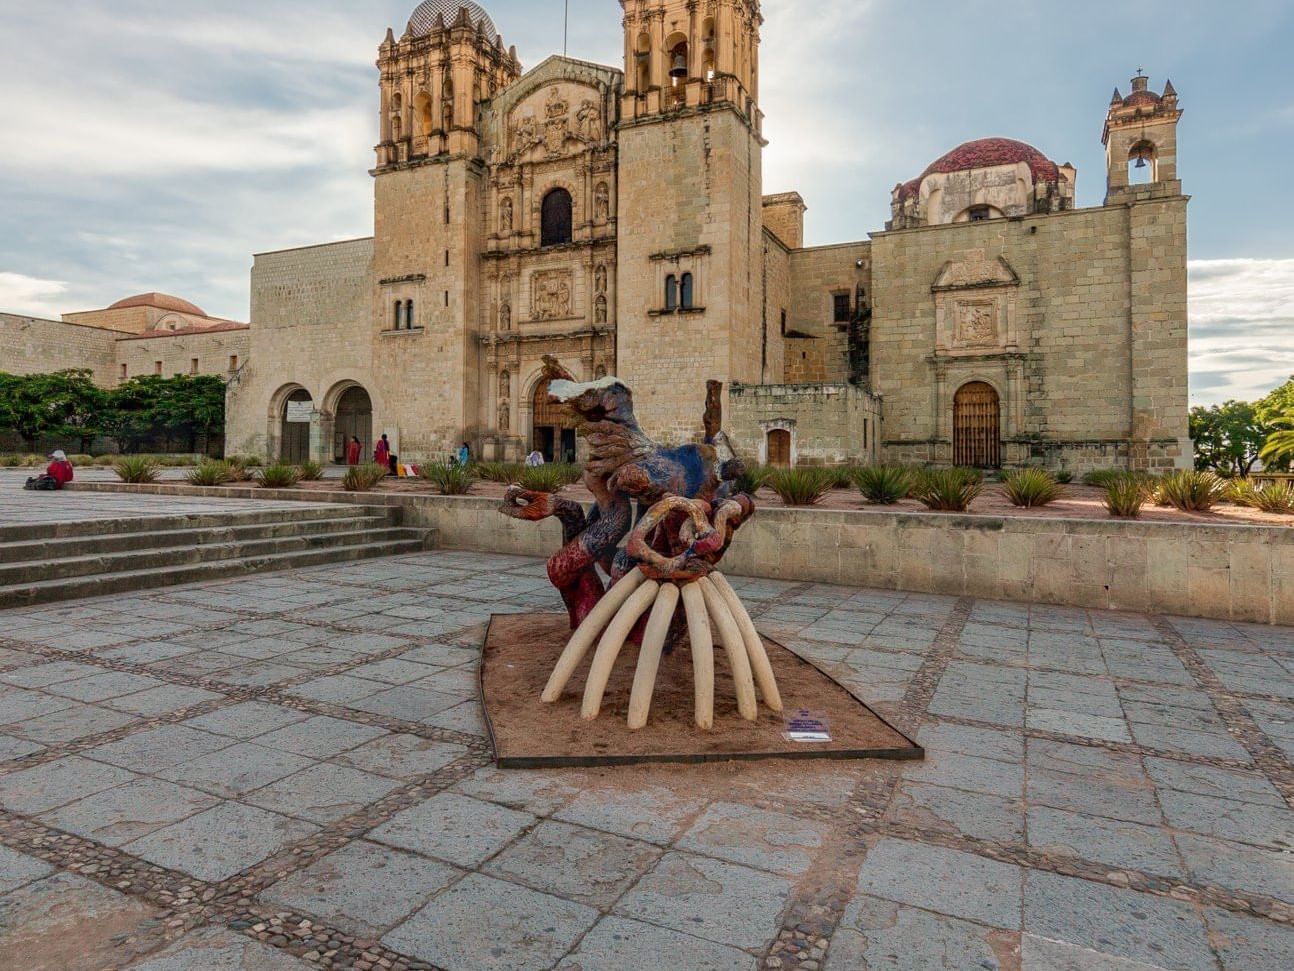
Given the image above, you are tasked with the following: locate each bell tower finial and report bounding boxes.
[1101,70,1184,203]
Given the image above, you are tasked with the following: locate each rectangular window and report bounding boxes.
[229,355,238,371]
[780,310,787,336]
[444,250,450,266]
[664,274,678,312]
[119,363,127,380]
[444,290,449,308]
[190,358,199,375]
[154,361,163,375]
[833,293,851,323]
[680,272,695,310]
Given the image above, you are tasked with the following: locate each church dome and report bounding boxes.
[107,292,207,316]
[898,137,1060,201]
[1121,89,1162,108]
[408,0,496,37]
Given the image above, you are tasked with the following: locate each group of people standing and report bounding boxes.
[343,434,471,474]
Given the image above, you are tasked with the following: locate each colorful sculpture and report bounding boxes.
[500,357,782,729]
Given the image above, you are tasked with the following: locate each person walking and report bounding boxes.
[525,449,545,467]
[24,450,74,491]
[374,434,391,473]
[346,436,362,466]
[457,441,470,467]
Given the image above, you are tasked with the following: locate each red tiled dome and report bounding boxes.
[107,292,207,316]
[898,137,1060,201]
[1122,89,1162,108]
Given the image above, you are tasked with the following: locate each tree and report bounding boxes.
[1189,400,1269,476]
[102,374,227,454]
[0,370,102,452]
[1256,375,1294,424]
[1256,376,1294,472]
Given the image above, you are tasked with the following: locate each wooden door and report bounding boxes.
[767,429,791,468]
[953,382,1001,468]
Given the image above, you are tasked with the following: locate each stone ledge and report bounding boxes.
[65,482,1293,624]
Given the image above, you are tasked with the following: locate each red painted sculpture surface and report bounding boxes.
[499,358,782,730]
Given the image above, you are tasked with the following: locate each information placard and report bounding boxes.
[783,709,831,742]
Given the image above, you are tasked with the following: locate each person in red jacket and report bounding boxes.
[346,436,362,466]
[25,450,74,491]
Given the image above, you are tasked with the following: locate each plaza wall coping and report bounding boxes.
[65,481,1293,624]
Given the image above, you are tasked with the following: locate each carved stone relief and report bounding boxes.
[955,301,997,346]
[576,99,603,142]
[543,88,570,156]
[499,300,511,331]
[499,197,513,234]
[595,294,608,324]
[532,270,573,320]
[595,265,607,293]
[594,183,610,222]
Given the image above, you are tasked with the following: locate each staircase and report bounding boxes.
[0,504,436,608]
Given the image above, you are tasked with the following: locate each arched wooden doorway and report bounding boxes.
[767,429,792,468]
[280,389,313,464]
[953,381,1001,468]
[333,386,372,464]
[532,378,577,463]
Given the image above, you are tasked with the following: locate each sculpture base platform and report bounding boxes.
[480,613,923,769]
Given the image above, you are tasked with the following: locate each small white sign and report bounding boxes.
[783,709,831,743]
[285,401,313,423]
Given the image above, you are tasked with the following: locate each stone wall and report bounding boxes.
[0,314,120,384]
[784,241,870,384]
[115,329,250,382]
[728,383,880,466]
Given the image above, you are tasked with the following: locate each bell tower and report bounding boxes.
[1103,72,1182,204]
[615,0,766,442]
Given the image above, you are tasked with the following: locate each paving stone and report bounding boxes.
[1027,738,1145,785]
[45,671,165,703]
[453,765,587,815]
[345,683,464,722]
[0,733,44,762]
[179,701,309,739]
[555,784,707,845]
[1027,708,1133,743]
[39,777,220,846]
[1158,789,1294,851]
[1026,768,1163,825]
[253,715,386,759]
[96,641,196,664]
[1174,832,1294,902]
[915,721,1023,763]
[889,781,1025,843]
[370,791,535,867]
[420,699,488,735]
[212,660,311,687]
[855,838,1022,929]
[284,674,384,705]
[555,916,756,971]
[615,851,791,950]
[9,702,139,744]
[382,872,598,971]
[1205,906,1294,971]
[124,802,318,882]
[0,660,103,688]
[1128,722,1252,761]
[676,801,825,875]
[1022,870,1215,971]
[332,732,468,780]
[157,742,314,798]
[829,893,1018,971]
[1026,806,1183,878]
[262,839,461,937]
[105,684,224,717]
[86,724,233,772]
[1021,933,1176,969]
[1143,757,1284,807]
[0,844,54,894]
[248,762,400,823]
[124,926,314,969]
[900,750,1024,798]
[485,820,662,908]
[0,755,138,814]
[0,872,159,971]
[346,657,442,685]
[0,687,78,725]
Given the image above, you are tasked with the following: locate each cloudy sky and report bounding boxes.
[1,0,1291,405]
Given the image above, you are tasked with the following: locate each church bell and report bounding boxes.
[670,52,688,79]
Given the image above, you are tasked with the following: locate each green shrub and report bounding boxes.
[1055,470,1074,484]
[242,456,263,468]
[735,464,773,495]
[828,465,858,489]
[1253,482,1294,515]
[910,467,983,512]
[1159,470,1227,512]
[256,463,302,489]
[516,464,567,494]
[1082,469,1124,488]
[418,461,476,495]
[1001,468,1063,508]
[185,460,234,486]
[297,460,324,481]
[1103,473,1151,518]
[114,456,161,484]
[0,455,21,468]
[853,465,914,504]
[23,454,44,467]
[474,461,522,483]
[343,463,387,492]
[1225,478,1260,507]
[550,462,585,486]
[94,454,117,466]
[68,454,94,465]
[767,467,836,506]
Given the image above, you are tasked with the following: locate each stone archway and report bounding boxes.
[531,377,577,463]
[332,386,373,464]
[279,389,313,464]
[953,381,1001,468]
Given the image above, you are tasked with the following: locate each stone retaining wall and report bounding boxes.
[67,482,1293,624]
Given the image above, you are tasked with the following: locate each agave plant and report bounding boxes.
[735,463,773,495]
[1225,478,1260,507]
[1082,469,1124,488]
[1001,468,1062,508]
[297,459,324,481]
[910,467,983,511]
[418,461,476,495]
[113,456,161,484]
[549,462,586,486]
[343,463,387,492]
[1253,482,1294,515]
[474,461,522,483]
[185,460,234,486]
[256,462,303,489]
[766,467,835,506]
[1102,473,1151,518]
[852,465,914,505]
[1157,470,1227,512]
[0,455,21,468]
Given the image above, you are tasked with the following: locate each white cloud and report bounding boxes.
[1189,258,1294,405]
[0,273,72,319]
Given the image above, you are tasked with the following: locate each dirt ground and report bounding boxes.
[292,477,1294,527]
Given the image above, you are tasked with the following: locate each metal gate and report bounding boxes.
[953,382,1001,468]
[280,390,313,464]
[767,429,791,468]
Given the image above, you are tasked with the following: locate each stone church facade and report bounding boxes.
[225,0,1190,473]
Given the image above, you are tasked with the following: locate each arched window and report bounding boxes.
[405,299,415,328]
[1128,140,1157,185]
[393,300,403,330]
[664,274,678,312]
[541,188,572,247]
[680,272,694,310]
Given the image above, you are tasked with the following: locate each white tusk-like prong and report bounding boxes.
[699,576,758,721]
[580,578,660,720]
[680,581,714,730]
[626,583,681,730]
[710,572,782,713]
[542,568,647,703]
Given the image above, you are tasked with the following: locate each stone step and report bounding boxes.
[0,514,396,565]
[0,503,386,544]
[0,527,430,586]
[0,536,436,609]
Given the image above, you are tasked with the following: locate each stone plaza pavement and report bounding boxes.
[0,541,1291,968]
